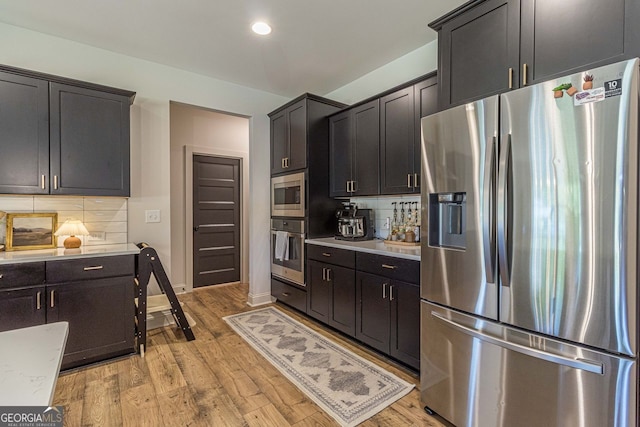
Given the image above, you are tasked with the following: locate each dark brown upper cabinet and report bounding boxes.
[270,99,307,174]
[50,83,131,196]
[432,0,640,109]
[269,94,346,177]
[0,65,135,196]
[0,71,50,195]
[329,99,380,197]
[379,74,438,195]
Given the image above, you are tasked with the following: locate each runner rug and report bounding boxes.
[223,307,413,427]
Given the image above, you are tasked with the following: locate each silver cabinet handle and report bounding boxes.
[407,174,412,188]
[352,181,357,193]
[322,267,326,281]
[285,158,289,168]
[53,175,58,190]
[346,181,350,193]
[414,173,419,188]
[522,63,528,86]
[281,158,285,169]
[382,264,397,270]
[50,290,55,308]
[281,292,290,297]
[508,67,514,89]
[41,174,46,189]
[0,274,3,279]
[389,285,394,301]
[382,282,387,299]
[37,291,42,310]
[84,265,104,271]
[322,252,331,257]
[326,268,331,282]
[431,311,603,374]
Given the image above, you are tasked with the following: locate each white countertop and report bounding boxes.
[0,322,69,406]
[0,243,140,265]
[306,237,420,261]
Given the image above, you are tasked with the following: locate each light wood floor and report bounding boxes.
[53,283,446,426]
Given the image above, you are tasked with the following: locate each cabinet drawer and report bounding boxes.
[356,252,419,284]
[307,244,355,268]
[0,262,45,289]
[272,278,307,313]
[46,255,135,282]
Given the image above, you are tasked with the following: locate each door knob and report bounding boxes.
[194,226,199,232]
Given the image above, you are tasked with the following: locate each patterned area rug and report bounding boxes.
[223,307,413,427]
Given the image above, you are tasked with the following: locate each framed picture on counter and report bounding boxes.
[5,212,58,251]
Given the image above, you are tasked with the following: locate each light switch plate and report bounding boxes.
[145,209,161,223]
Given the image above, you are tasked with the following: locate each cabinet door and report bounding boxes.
[380,87,415,195]
[355,271,390,353]
[287,100,307,171]
[414,76,438,189]
[307,260,331,323]
[47,276,134,369]
[49,83,130,196]
[352,100,380,196]
[520,0,638,85]
[327,264,356,336]
[0,286,46,332]
[389,280,420,370]
[329,110,352,197]
[0,72,49,194]
[439,0,520,108]
[270,109,288,175]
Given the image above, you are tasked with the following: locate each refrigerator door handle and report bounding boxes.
[497,134,511,287]
[482,136,496,283]
[431,311,604,375]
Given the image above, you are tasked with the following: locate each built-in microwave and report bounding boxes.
[271,171,305,217]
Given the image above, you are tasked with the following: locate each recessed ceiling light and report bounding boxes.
[252,21,272,35]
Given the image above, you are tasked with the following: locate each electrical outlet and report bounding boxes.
[87,231,106,241]
[145,209,161,223]
[383,217,390,229]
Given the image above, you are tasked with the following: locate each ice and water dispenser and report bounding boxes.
[428,192,466,249]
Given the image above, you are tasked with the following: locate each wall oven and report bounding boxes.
[271,172,305,217]
[271,218,305,286]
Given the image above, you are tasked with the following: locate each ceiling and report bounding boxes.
[0,0,466,98]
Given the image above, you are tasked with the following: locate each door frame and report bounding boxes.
[185,145,249,291]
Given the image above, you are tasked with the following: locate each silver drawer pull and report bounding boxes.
[50,290,55,308]
[382,264,397,270]
[84,265,104,271]
[322,253,331,257]
[281,292,290,297]
[37,291,42,310]
[0,274,3,279]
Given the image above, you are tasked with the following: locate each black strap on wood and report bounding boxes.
[135,242,195,354]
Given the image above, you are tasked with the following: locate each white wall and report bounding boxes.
[169,102,250,292]
[0,22,288,305]
[324,41,438,104]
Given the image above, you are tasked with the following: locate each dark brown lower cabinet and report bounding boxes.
[307,259,356,336]
[0,286,46,332]
[355,272,391,352]
[47,276,135,370]
[0,255,135,369]
[355,268,421,370]
[389,279,420,369]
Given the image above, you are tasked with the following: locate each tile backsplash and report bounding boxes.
[0,195,128,247]
[349,195,421,240]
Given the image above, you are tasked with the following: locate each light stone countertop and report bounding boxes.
[0,243,140,265]
[0,322,69,406]
[306,237,420,261]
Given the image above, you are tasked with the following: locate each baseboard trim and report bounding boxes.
[247,291,273,307]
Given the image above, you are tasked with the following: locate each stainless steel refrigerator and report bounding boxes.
[420,59,639,427]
